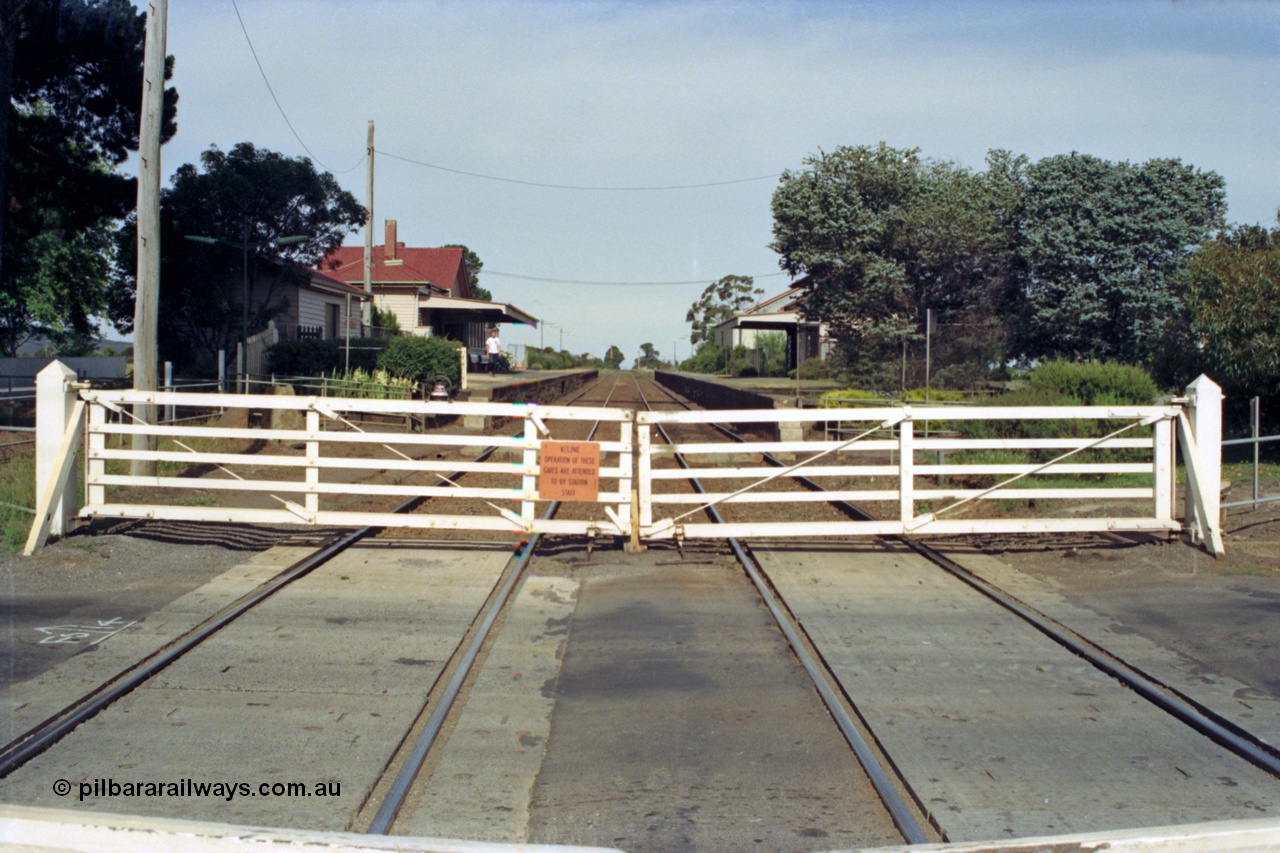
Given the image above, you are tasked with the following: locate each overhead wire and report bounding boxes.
[229,0,366,175]
[485,270,789,287]
[227,1,791,286]
[379,150,781,191]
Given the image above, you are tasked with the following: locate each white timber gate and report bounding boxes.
[634,374,1225,555]
[25,383,634,554]
[25,366,1226,556]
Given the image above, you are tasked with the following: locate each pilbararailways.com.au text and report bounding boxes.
[53,778,341,802]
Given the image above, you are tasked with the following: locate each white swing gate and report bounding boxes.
[28,388,634,549]
[26,371,1226,556]
[635,397,1224,555]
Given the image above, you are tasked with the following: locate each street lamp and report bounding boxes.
[185,232,307,345]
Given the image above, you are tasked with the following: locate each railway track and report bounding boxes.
[2,372,1279,849]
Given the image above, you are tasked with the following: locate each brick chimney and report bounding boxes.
[385,219,398,261]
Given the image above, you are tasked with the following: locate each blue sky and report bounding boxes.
[148,0,1279,362]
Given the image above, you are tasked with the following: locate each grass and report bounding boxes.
[0,425,249,554]
[0,452,35,552]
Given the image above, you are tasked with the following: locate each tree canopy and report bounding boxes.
[1187,219,1280,398]
[110,142,365,371]
[603,344,624,369]
[0,0,178,356]
[770,144,1020,381]
[634,342,662,370]
[443,243,488,300]
[685,274,761,345]
[771,143,1228,385]
[1005,152,1226,372]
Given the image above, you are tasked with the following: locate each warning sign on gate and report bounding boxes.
[539,441,601,502]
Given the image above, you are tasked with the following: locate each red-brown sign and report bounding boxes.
[539,441,601,502]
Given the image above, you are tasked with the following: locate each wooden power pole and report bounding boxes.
[363,120,374,326]
[132,0,167,475]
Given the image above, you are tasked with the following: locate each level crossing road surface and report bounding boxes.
[752,540,1280,840]
[0,541,511,829]
[3,533,1280,850]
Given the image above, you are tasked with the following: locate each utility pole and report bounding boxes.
[132,0,166,476]
[362,120,374,327]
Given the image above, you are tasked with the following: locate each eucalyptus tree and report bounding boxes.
[1005,152,1226,375]
[770,143,1021,378]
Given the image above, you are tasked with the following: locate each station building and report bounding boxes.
[315,220,538,363]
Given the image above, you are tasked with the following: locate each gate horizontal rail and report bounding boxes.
[637,404,1194,544]
[25,371,1228,556]
[71,390,634,539]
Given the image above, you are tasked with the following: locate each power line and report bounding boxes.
[380,150,781,192]
[485,270,789,286]
[229,0,365,175]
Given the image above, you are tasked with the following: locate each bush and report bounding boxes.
[265,337,391,376]
[377,335,461,388]
[1028,360,1157,405]
[682,342,727,374]
[796,357,829,380]
[901,387,966,402]
[266,340,340,376]
[818,388,883,408]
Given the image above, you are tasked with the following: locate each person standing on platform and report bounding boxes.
[485,327,502,375]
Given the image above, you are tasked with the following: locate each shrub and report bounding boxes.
[1028,360,1157,405]
[796,357,829,380]
[818,388,883,408]
[682,342,727,374]
[265,337,391,376]
[901,387,966,402]
[266,340,340,376]
[377,335,461,388]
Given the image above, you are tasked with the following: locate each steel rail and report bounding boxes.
[0,436,519,778]
[633,376,934,845]
[367,376,623,834]
[0,377,621,779]
[648,377,1280,782]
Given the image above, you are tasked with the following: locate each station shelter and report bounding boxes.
[712,282,830,372]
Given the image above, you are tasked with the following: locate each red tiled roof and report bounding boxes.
[317,245,469,297]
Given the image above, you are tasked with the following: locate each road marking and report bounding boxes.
[36,618,137,646]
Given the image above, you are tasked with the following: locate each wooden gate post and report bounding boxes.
[35,361,79,541]
[1183,374,1224,554]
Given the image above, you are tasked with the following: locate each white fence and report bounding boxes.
[25,363,1226,556]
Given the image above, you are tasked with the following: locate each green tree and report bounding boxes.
[770,144,1021,380]
[0,0,178,356]
[603,344,625,369]
[111,143,366,371]
[1187,219,1280,398]
[443,243,488,300]
[634,342,662,370]
[685,274,761,345]
[1004,152,1226,372]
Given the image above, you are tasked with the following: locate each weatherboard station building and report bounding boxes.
[316,220,538,364]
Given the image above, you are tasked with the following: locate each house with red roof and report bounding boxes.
[317,221,537,360]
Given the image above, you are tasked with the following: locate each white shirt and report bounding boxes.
[485,335,501,355]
